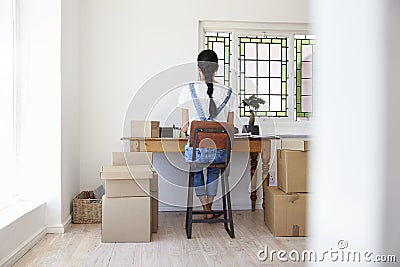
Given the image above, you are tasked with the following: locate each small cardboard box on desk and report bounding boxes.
[100,164,154,243]
[131,120,160,138]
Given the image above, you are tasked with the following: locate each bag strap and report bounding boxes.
[189,83,207,121]
[216,87,232,116]
[189,83,232,120]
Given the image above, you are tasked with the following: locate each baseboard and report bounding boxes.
[0,214,72,267]
[47,214,71,234]
[0,227,47,267]
[63,214,72,231]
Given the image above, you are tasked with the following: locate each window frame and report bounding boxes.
[199,21,312,123]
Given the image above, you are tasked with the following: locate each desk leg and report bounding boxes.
[261,140,271,210]
[250,152,259,212]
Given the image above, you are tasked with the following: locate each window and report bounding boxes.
[202,24,317,121]
[204,32,232,86]
[0,0,17,210]
[238,36,288,117]
[294,34,317,120]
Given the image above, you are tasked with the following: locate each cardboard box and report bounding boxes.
[112,152,153,166]
[112,152,158,191]
[151,171,158,192]
[101,165,153,179]
[151,192,158,233]
[102,196,151,242]
[264,187,307,237]
[277,149,309,193]
[281,139,310,151]
[131,120,160,137]
[101,165,153,197]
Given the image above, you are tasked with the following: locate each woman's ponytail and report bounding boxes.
[206,82,217,118]
[197,50,219,119]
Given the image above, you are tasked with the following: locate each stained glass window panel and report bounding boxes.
[282,48,287,62]
[282,65,287,81]
[258,103,269,112]
[301,79,313,95]
[270,44,281,60]
[302,45,313,61]
[294,34,317,120]
[302,62,313,78]
[216,61,224,77]
[205,32,231,86]
[246,78,257,94]
[258,44,269,60]
[270,95,282,111]
[270,61,281,77]
[282,81,287,95]
[258,78,269,94]
[245,42,257,59]
[301,96,312,112]
[245,61,257,77]
[213,42,224,60]
[239,36,288,117]
[258,61,269,77]
[270,78,281,94]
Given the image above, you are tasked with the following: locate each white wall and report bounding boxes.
[79,0,311,209]
[61,0,81,224]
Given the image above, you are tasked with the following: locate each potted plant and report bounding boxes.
[242,94,265,135]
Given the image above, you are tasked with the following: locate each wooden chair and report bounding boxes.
[185,121,235,239]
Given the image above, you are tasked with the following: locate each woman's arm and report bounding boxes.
[227,112,234,125]
[182,108,189,134]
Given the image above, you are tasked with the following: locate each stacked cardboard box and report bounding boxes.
[101,164,154,243]
[100,120,160,243]
[264,139,310,237]
[112,152,158,233]
[128,120,159,233]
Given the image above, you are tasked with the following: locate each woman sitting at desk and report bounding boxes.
[177,49,238,219]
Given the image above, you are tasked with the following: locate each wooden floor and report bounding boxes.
[14,211,307,267]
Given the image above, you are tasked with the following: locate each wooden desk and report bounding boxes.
[121,137,277,211]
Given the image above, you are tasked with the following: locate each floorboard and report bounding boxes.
[13,210,307,267]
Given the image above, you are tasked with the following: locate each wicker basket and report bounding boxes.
[72,191,102,224]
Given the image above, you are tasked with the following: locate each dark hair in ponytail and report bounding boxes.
[197,49,218,118]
